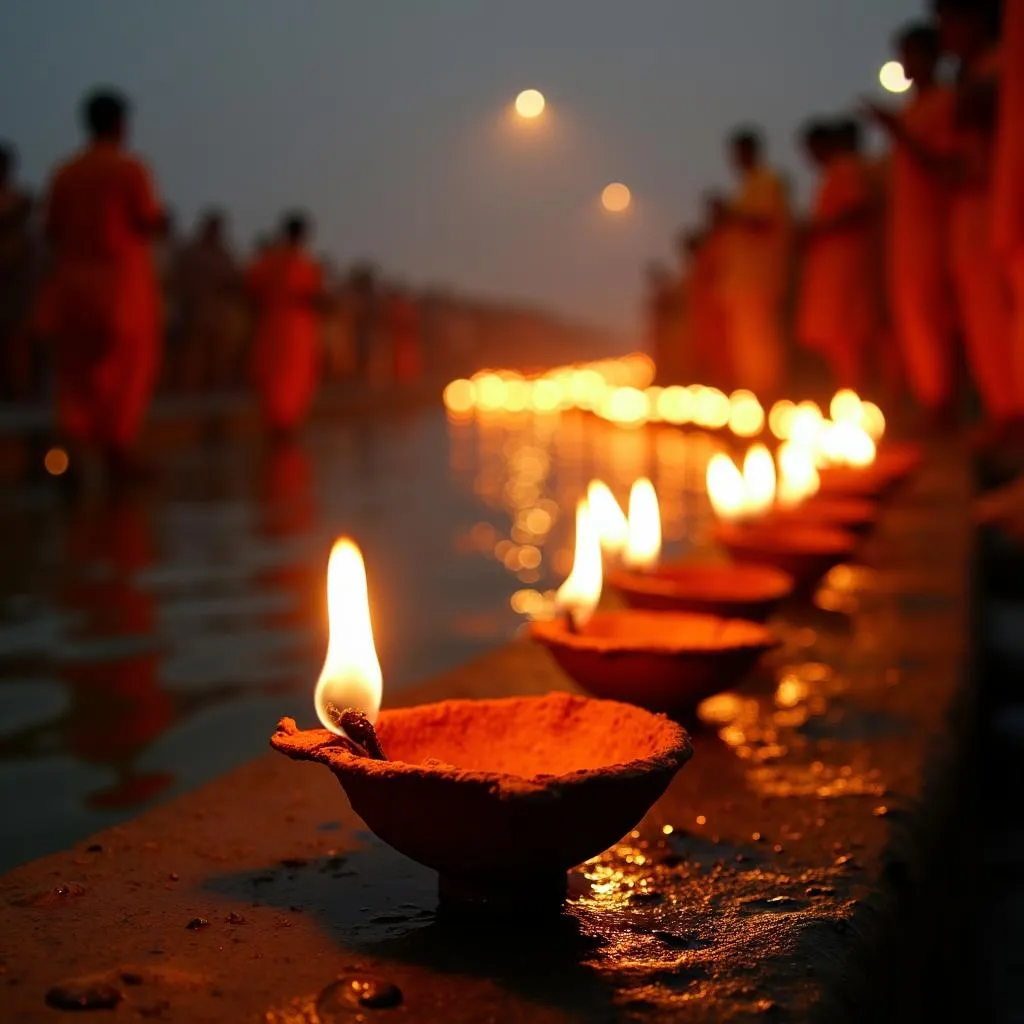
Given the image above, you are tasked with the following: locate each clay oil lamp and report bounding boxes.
[608,477,794,622]
[272,538,692,911]
[813,392,919,498]
[762,442,878,537]
[531,497,776,717]
[708,448,856,595]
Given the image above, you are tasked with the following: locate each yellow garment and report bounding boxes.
[719,291,784,397]
[721,165,790,300]
[720,164,790,396]
[889,86,957,408]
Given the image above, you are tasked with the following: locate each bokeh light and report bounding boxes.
[879,61,911,94]
[515,89,546,118]
[443,378,474,415]
[44,447,70,476]
[601,182,632,213]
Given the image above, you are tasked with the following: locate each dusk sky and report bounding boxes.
[2,0,921,334]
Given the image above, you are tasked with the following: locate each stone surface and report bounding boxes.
[0,448,973,1022]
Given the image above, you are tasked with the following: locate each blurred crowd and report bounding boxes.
[650,0,1024,454]
[0,96,604,482]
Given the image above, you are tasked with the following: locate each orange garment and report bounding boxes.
[689,230,730,387]
[720,164,790,396]
[387,294,422,383]
[797,154,878,389]
[247,244,323,432]
[994,0,1024,407]
[949,45,1018,418]
[41,142,162,449]
[888,86,957,409]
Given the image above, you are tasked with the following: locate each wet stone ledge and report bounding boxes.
[0,448,973,1022]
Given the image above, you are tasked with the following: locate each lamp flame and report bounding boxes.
[861,401,885,442]
[742,444,776,516]
[587,480,629,557]
[815,420,876,468]
[315,538,383,734]
[623,478,662,571]
[830,388,863,424]
[707,453,749,523]
[556,499,603,629]
[777,442,820,507]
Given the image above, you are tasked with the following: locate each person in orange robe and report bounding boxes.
[868,23,958,423]
[386,284,423,384]
[246,212,324,438]
[994,0,1024,432]
[935,0,1015,441]
[719,128,791,400]
[686,194,732,390]
[796,120,878,391]
[41,90,165,479]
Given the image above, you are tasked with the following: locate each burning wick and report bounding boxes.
[324,702,388,760]
[555,498,602,633]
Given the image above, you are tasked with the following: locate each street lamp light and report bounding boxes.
[515,89,546,119]
[601,182,631,213]
[879,60,911,94]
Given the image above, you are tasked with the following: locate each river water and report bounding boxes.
[0,402,722,871]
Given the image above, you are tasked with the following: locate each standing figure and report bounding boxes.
[939,0,1015,438]
[719,128,791,400]
[869,23,957,421]
[246,212,324,438]
[175,210,241,391]
[645,262,683,383]
[686,193,731,389]
[994,0,1024,432]
[386,284,422,384]
[0,144,36,399]
[40,89,166,480]
[796,120,878,390]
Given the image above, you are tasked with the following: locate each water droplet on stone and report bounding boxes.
[805,885,835,897]
[186,917,209,931]
[46,981,123,1011]
[739,895,806,914]
[317,976,403,1018]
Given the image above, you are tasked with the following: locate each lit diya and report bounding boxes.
[814,395,920,498]
[764,495,878,537]
[706,449,857,593]
[531,495,776,716]
[272,539,691,911]
[606,477,794,621]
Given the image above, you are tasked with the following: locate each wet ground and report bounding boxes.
[0,399,725,873]
[0,438,974,1021]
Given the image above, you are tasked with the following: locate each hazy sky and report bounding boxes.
[2,0,922,333]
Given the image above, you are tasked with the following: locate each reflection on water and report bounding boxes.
[447,409,727,622]
[0,405,736,870]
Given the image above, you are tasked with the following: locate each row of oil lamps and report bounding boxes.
[272,384,912,912]
[441,354,885,443]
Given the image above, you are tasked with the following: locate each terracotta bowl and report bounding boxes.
[816,465,893,499]
[716,522,857,594]
[530,611,776,716]
[762,496,879,537]
[608,562,794,622]
[817,442,923,499]
[272,692,690,910]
